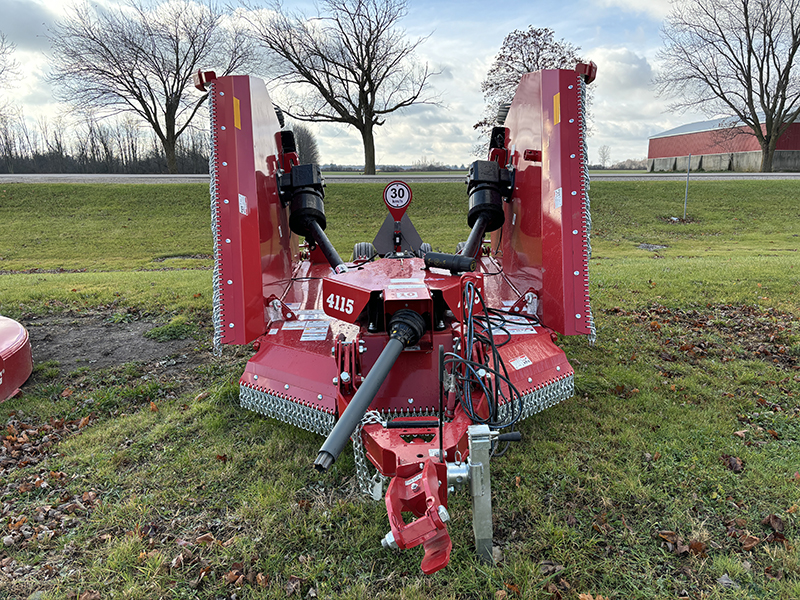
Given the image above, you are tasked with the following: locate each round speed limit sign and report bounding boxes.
[383,180,412,211]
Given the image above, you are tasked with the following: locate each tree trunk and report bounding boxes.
[163,138,178,174]
[361,125,376,175]
[760,136,779,173]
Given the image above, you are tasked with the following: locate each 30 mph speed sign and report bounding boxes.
[383,180,412,210]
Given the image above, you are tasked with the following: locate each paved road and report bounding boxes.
[1,171,799,184]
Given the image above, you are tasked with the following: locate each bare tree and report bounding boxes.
[290,122,321,165]
[475,27,586,147]
[654,0,800,172]
[246,0,435,175]
[48,0,257,173]
[0,32,18,88]
[598,145,611,168]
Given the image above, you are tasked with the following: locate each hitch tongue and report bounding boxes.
[383,460,452,574]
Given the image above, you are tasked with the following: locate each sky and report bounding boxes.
[0,0,710,167]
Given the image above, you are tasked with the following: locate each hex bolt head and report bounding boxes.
[340,372,351,384]
[381,531,398,550]
[438,505,450,523]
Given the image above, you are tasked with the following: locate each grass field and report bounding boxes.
[0,181,798,599]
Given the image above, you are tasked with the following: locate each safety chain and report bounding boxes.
[208,80,224,356]
[577,74,597,345]
[351,410,387,499]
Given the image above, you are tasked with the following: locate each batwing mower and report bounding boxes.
[196,61,596,574]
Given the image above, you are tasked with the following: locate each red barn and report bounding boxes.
[647,118,800,172]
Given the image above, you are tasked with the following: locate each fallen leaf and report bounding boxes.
[195,532,215,545]
[194,391,210,402]
[658,530,678,544]
[515,476,520,487]
[495,591,508,600]
[216,454,228,463]
[740,535,760,551]
[79,593,101,600]
[60,389,74,398]
[150,401,158,412]
[256,572,269,588]
[761,514,784,532]
[720,454,744,473]
[539,560,565,576]
[765,566,784,580]
[286,575,302,596]
[733,430,747,439]
[78,416,90,429]
[505,582,520,594]
[689,540,707,557]
[224,569,243,585]
[547,583,563,599]
[717,573,739,588]
[767,429,779,439]
[222,535,237,547]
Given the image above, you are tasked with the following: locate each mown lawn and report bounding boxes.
[0,181,798,599]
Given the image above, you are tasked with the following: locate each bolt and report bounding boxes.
[570,154,575,158]
[222,162,227,167]
[411,483,419,492]
[332,377,338,384]
[221,126,226,131]
[228,323,234,328]
[407,398,413,404]
[571,191,577,196]
[271,299,281,310]
[227,279,233,284]
[572,230,578,235]
[438,505,450,523]
[317,394,323,400]
[569,118,574,123]
[253,375,258,380]
[284,384,290,390]
[556,366,561,371]
[223,199,229,204]
[381,531,398,550]
[219,91,224,96]
[528,377,533,383]
[340,372,351,384]
[419,462,424,469]
[576,314,582,319]
[225,238,231,244]
[574,271,580,276]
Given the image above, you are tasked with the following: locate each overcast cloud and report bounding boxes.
[0,0,709,167]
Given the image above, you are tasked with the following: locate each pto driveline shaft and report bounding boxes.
[314,310,426,472]
[306,219,347,274]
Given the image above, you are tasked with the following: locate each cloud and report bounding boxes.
[594,0,672,20]
[0,0,62,52]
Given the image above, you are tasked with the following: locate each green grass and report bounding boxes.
[1,181,799,599]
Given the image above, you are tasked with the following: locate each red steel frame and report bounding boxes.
[202,64,595,573]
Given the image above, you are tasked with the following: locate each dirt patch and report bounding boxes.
[23,312,206,373]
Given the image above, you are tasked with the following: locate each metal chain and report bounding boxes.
[208,81,224,356]
[351,410,387,499]
[578,74,597,345]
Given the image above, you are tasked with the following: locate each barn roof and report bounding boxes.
[649,118,739,139]
[650,114,800,140]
